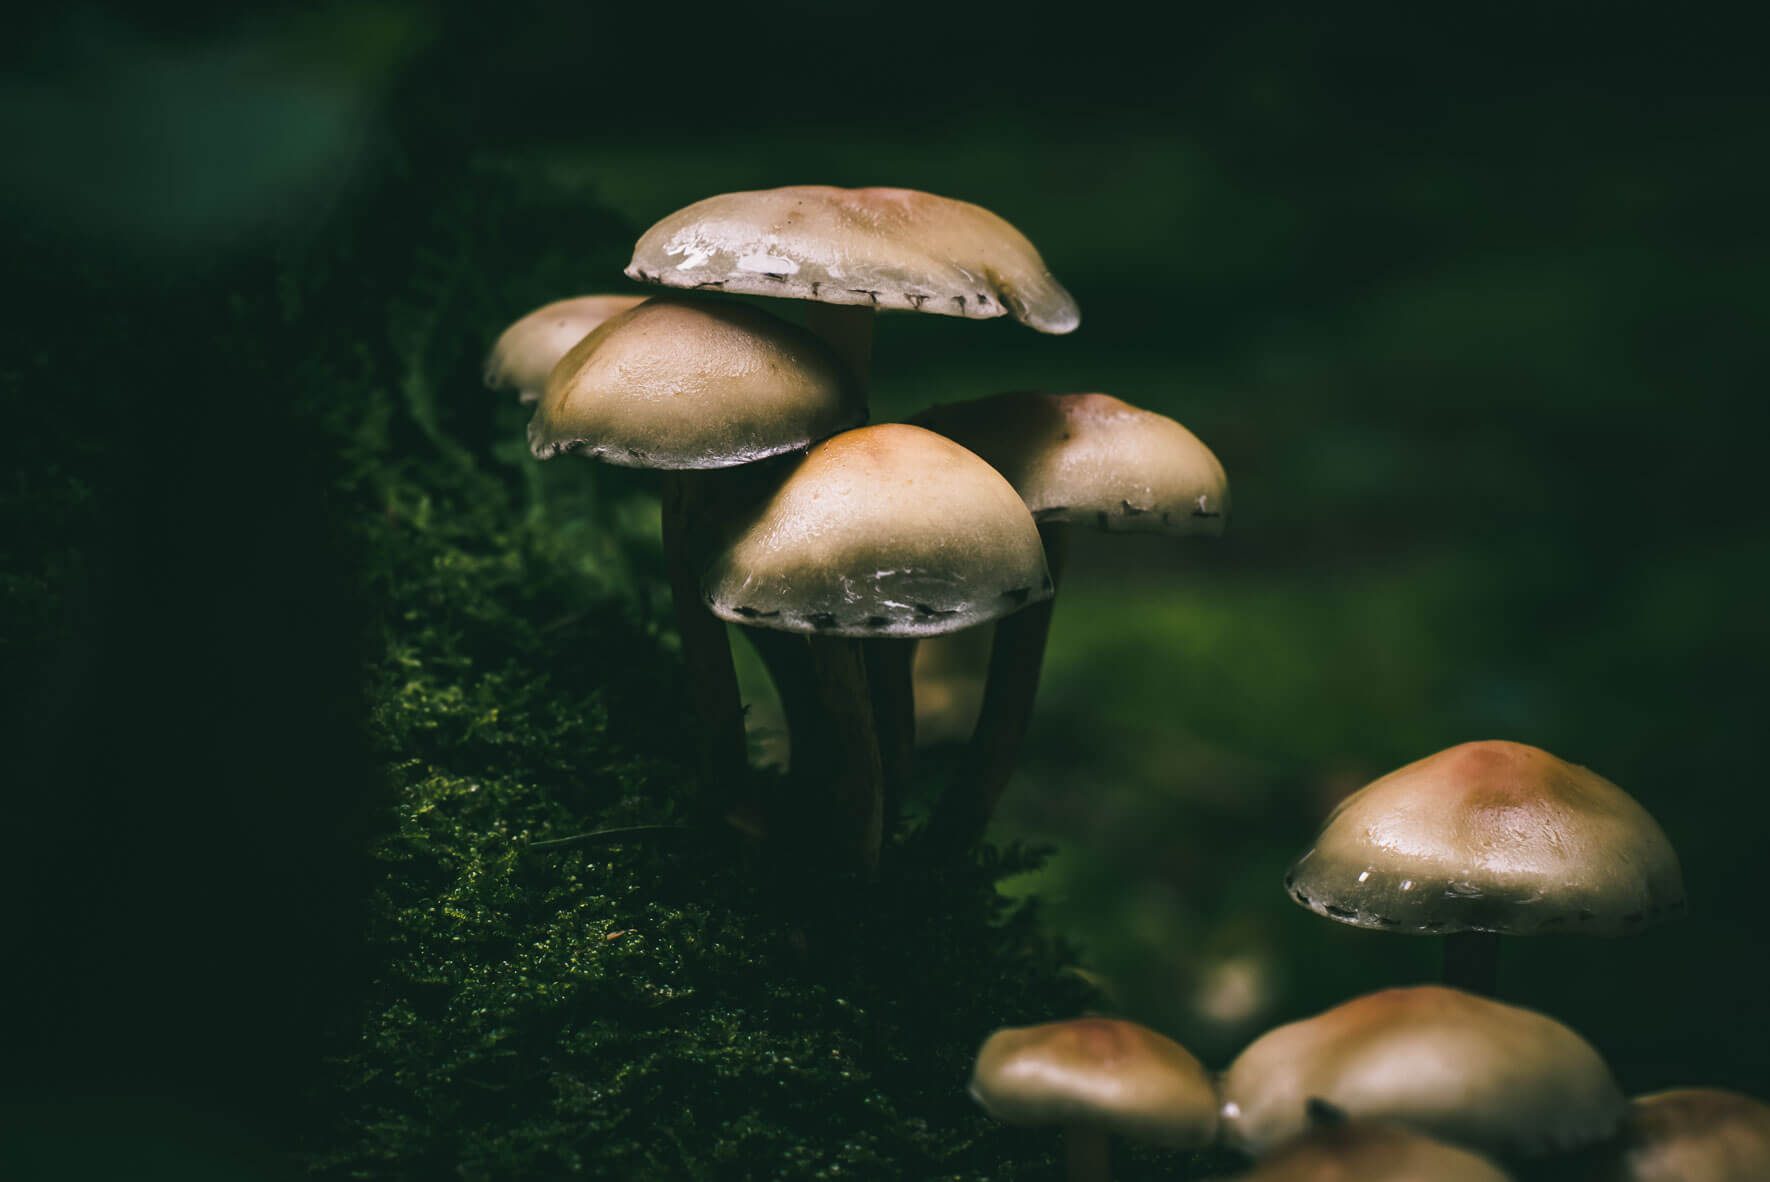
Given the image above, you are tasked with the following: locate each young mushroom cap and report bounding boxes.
[527,296,862,467]
[1238,1120,1513,1182]
[969,1017,1219,1149]
[1595,1088,1770,1181]
[701,424,1052,637]
[912,391,1229,534]
[1285,740,1685,936]
[1219,986,1624,1159]
[625,185,1080,333]
[484,295,648,403]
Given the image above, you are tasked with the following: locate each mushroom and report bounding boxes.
[701,423,1050,873]
[1282,740,1685,995]
[529,295,863,786]
[1236,1116,1514,1181]
[910,392,1229,846]
[1593,1088,1770,1181]
[969,1017,1218,1182]
[1219,985,1624,1161]
[483,294,646,403]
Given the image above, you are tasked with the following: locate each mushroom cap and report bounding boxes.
[1238,1120,1514,1182]
[969,1017,1219,1149]
[1285,740,1685,937]
[527,296,863,468]
[1596,1088,1770,1181]
[1219,986,1624,1159]
[701,424,1052,637]
[484,295,647,403]
[912,391,1229,534]
[625,185,1080,333]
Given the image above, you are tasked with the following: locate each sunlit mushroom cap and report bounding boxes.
[1595,1088,1770,1181]
[1285,740,1685,937]
[1220,986,1623,1159]
[527,296,863,468]
[913,392,1229,534]
[969,1017,1218,1149]
[484,295,647,403]
[625,185,1080,333]
[701,424,1051,637]
[1238,1120,1513,1181]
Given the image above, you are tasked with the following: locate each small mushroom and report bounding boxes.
[911,392,1229,846]
[1282,740,1685,995]
[1237,1117,1513,1181]
[483,294,646,403]
[1219,985,1624,1161]
[970,1017,1218,1182]
[1593,1088,1770,1181]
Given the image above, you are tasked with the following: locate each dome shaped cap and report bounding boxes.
[969,1017,1218,1149]
[913,392,1229,534]
[625,185,1080,333]
[1597,1089,1770,1181]
[1238,1120,1513,1182]
[527,296,863,468]
[1220,986,1623,1159]
[1285,740,1685,937]
[484,295,647,403]
[702,424,1051,637]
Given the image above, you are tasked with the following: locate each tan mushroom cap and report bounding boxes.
[969,1017,1218,1149]
[1220,986,1624,1159]
[484,295,647,403]
[527,296,863,468]
[1238,1121,1513,1182]
[913,392,1229,534]
[701,424,1051,637]
[1596,1089,1770,1181]
[625,185,1080,333]
[1285,740,1685,937]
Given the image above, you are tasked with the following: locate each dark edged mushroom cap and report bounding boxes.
[625,185,1080,333]
[484,295,647,403]
[1284,740,1686,937]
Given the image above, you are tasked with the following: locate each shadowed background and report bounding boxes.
[4,0,1766,1173]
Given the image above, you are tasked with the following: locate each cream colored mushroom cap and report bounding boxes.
[913,392,1229,534]
[527,296,862,468]
[625,185,1080,333]
[484,295,647,403]
[1597,1089,1770,1181]
[702,424,1051,637]
[1285,740,1685,937]
[1238,1121,1513,1182]
[1220,986,1623,1159]
[969,1017,1218,1149]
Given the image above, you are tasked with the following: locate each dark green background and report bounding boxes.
[5,1,1767,1174]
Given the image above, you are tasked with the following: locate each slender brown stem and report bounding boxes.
[1442,931,1502,996]
[867,637,917,832]
[743,626,821,773]
[660,471,747,790]
[930,524,1069,849]
[805,635,884,877]
[802,303,875,394]
[1063,1125,1111,1182]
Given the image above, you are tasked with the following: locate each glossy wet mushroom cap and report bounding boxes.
[701,424,1051,637]
[527,295,862,468]
[484,294,647,403]
[1596,1089,1770,1181]
[625,185,1080,333]
[913,391,1229,533]
[1285,740,1685,936]
[969,1017,1219,1149]
[1238,1120,1513,1182]
[1220,986,1623,1159]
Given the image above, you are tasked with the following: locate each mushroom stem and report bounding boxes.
[1063,1125,1112,1182]
[931,524,1069,850]
[866,637,918,831]
[660,471,748,789]
[1442,931,1502,996]
[742,626,822,774]
[804,635,885,877]
[802,303,875,392]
